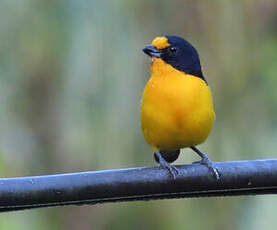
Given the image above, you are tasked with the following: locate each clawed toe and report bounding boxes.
[190,146,220,180]
[166,164,179,179]
[154,151,179,179]
[199,157,220,180]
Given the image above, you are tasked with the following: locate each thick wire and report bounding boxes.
[0,159,277,212]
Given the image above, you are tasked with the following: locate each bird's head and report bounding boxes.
[143,35,206,83]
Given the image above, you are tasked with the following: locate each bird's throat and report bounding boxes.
[151,58,182,77]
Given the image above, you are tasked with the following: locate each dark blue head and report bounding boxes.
[143,35,206,83]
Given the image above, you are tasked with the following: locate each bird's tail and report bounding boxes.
[159,149,180,163]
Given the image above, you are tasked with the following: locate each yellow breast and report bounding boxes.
[140,58,215,151]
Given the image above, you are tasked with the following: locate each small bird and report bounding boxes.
[141,35,219,179]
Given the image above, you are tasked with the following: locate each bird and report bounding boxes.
[140,35,219,180]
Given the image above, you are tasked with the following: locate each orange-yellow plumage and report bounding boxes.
[152,37,170,49]
[140,58,215,151]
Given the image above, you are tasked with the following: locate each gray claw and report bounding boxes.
[200,157,220,180]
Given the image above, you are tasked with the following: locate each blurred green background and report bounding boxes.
[0,0,277,229]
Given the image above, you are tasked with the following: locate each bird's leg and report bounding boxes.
[154,151,179,179]
[191,146,220,180]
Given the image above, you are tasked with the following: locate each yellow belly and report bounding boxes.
[140,58,215,151]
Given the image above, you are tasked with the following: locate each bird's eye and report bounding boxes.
[169,47,177,53]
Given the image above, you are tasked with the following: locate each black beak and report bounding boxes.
[142,45,162,58]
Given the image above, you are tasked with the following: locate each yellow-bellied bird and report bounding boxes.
[141,35,219,179]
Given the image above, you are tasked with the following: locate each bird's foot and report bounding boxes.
[154,151,179,179]
[193,154,220,180]
[191,146,220,180]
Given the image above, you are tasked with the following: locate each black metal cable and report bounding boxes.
[0,159,277,212]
